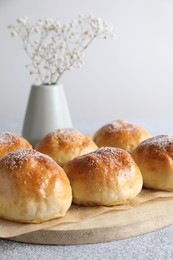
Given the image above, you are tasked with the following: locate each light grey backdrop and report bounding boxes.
[1,0,173,131]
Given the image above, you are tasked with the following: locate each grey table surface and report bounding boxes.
[1,118,173,260]
[1,225,173,260]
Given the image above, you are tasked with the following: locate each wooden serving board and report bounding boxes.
[7,194,173,245]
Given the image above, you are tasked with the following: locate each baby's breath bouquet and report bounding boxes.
[8,15,115,85]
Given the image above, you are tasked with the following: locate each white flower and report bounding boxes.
[59,42,66,51]
[34,26,40,33]
[17,16,28,24]
[8,15,115,85]
[10,31,17,37]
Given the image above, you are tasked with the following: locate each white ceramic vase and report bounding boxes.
[22,84,73,145]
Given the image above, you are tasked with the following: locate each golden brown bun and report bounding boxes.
[64,147,143,206]
[0,149,72,223]
[35,128,98,167]
[0,132,32,159]
[132,135,173,191]
[93,120,151,153]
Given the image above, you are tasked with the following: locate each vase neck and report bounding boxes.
[32,84,63,89]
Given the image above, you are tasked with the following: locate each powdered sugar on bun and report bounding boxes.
[35,128,98,166]
[0,149,72,223]
[93,120,151,153]
[64,147,143,206]
[132,135,173,191]
[0,132,32,159]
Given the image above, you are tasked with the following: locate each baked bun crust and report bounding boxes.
[0,132,32,159]
[64,147,143,206]
[132,135,173,191]
[35,128,98,167]
[93,120,151,153]
[0,149,72,223]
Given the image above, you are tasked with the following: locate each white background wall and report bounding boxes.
[1,0,173,132]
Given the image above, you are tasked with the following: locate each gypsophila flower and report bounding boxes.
[8,15,116,85]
